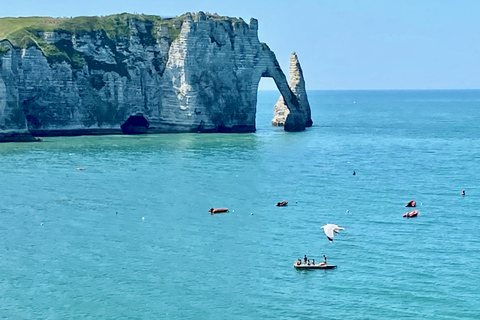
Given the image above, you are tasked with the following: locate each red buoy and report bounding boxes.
[405,200,416,207]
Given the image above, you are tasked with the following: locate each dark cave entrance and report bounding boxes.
[121,114,150,134]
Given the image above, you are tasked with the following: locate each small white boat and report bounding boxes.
[293,262,337,269]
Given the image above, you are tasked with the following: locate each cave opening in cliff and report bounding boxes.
[121,114,149,134]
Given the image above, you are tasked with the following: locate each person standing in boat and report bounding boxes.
[312,259,316,265]
[303,255,307,264]
[322,255,327,265]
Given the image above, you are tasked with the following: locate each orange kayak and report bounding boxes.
[209,208,228,214]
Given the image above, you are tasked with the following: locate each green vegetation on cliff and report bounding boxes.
[0,12,249,71]
[0,13,185,66]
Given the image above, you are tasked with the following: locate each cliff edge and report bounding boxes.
[0,12,312,141]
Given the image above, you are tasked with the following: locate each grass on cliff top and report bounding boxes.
[0,13,187,49]
[0,13,248,65]
[0,12,246,48]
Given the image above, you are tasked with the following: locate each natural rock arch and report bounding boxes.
[254,49,311,132]
[0,13,312,141]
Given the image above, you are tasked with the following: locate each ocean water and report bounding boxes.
[1,90,480,319]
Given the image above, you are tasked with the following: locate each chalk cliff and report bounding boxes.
[272,52,312,127]
[0,12,312,142]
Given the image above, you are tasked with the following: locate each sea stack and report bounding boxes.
[272,52,312,128]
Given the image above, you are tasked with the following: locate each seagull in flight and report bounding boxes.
[321,224,345,241]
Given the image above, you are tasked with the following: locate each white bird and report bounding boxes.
[321,224,345,241]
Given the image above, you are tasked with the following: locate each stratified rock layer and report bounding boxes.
[272,52,312,127]
[0,13,312,141]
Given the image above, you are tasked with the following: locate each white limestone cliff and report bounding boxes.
[0,13,312,141]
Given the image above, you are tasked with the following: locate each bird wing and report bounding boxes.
[322,224,335,241]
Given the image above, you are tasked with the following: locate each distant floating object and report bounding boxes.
[462,190,466,196]
[75,167,86,171]
[346,209,349,212]
[405,200,416,207]
[251,212,254,215]
[210,208,228,215]
[321,224,345,242]
[403,210,419,218]
[353,171,356,175]
[40,223,44,226]
[276,201,288,207]
[142,217,145,221]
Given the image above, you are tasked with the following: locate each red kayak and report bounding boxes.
[276,201,288,207]
[405,200,416,207]
[403,210,419,218]
[209,208,228,214]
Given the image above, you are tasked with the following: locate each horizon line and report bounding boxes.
[258,88,480,91]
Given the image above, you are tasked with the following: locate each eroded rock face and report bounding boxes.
[272,52,312,127]
[0,40,38,142]
[0,13,312,142]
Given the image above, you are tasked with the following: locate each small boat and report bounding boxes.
[403,210,419,218]
[276,201,288,207]
[405,200,416,207]
[293,262,337,269]
[209,208,228,214]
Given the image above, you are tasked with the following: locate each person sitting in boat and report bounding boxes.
[307,260,311,265]
[320,255,327,266]
[312,259,315,265]
[296,259,301,265]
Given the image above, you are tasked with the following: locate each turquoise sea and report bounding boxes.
[1,90,480,319]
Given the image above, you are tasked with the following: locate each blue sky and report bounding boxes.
[1,0,479,90]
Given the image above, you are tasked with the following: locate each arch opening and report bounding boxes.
[255,77,284,130]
